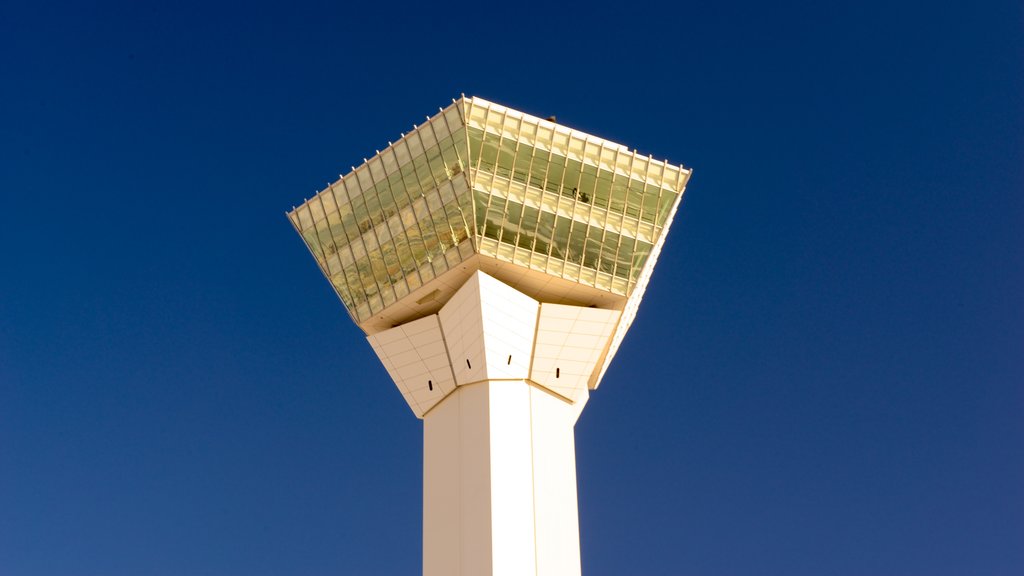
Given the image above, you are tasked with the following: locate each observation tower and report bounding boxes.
[287,96,691,576]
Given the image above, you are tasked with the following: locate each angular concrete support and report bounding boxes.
[365,271,623,575]
[367,271,621,418]
[423,380,585,576]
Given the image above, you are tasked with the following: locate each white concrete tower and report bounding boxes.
[287,96,691,576]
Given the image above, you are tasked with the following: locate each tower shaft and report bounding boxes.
[424,380,584,576]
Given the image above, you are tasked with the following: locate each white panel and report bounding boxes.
[423,393,462,576]
[438,273,488,386]
[530,386,582,576]
[488,382,538,575]
[423,380,585,576]
[531,304,621,402]
[457,384,493,576]
[477,272,538,381]
[366,314,456,418]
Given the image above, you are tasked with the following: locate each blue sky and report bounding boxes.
[1,1,1021,575]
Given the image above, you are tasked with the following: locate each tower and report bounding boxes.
[287,96,691,576]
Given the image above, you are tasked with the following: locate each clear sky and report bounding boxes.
[1,1,1021,575]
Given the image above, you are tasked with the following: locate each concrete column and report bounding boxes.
[423,380,584,576]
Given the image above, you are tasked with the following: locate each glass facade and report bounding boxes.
[288,97,691,324]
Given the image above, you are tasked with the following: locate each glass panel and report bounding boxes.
[593,171,613,210]
[354,167,372,196]
[536,124,552,144]
[413,156,433,191]
[480,132,499,171]
[378,184,399,224]
[381,239,401,284]
[657,187,677,224]
[609,177,627,215]
[350,189,371,236]
[513,145,531,184]
[419,122,438,150]
[584,235,603,270]
[474,192,488,232]
[485,201,504,242]
[568,223,586,265]
[364,188,384,228]
[519,204,539,252]
[425,148,445,186]
[552,131,570,154]
[502,114,519,133]
[578,165,597,205]
[552,216,571,260]
[320,189,337,214]
[529,154,549,190]
[496,138,516,179]
[536,210,555,255]
[394,140,411,167]
[381,149,398,176]
[441,141,461,177]
[545,156,565,193]
[596,234,615,275]
[400,161,418,191]
[642,185,660,223]
[631,241,653,281]
[431,255,448,277]
[625,180,644,219]
[468,127,484,168]
[563,159,582,196]
[506,201,523,248]
[302,229,322,262]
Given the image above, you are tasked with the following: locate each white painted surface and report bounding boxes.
[457,384,493,576]
[531,304,621,402]
[477,273,538,381]
[368,272,622,417]
[529,385,583,576]
[487,383,538,576]
[367,314,456,417]
[438,273,489,386]
[423,381,582,576]
[422,390,464,576]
